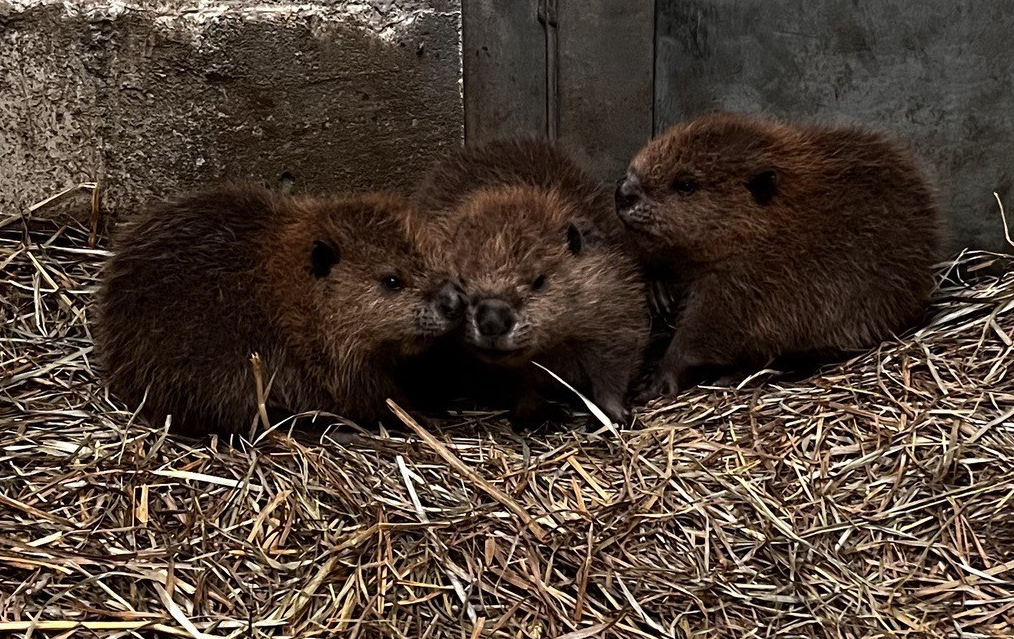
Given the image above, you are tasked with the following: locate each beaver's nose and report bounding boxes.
[435,282,465,320]
[475,299,517,337]
[615,176,641,214]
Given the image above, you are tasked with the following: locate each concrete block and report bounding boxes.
[1,0,463,220]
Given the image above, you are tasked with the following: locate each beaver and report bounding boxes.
[94,184,464,435]
[411,138,650,425]
[415,137,628,246]
[615,111,942,396]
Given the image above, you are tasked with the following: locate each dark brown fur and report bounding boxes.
[415,137,629,247]
[413,138,649,425]
[95,184,460,435]
[616,112,942,395]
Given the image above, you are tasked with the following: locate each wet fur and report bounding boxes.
[412,139,649,425]
[618,112,942,394]
[95,184,456,434]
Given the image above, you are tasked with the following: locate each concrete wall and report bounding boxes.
[656,1,1014,254]
[8,0,1011,255]
[1,0,462,220]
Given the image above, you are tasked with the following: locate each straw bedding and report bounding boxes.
[1,208,1013,639]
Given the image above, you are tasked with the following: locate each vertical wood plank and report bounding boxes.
[462,0,547,142]
[557,0,655,181]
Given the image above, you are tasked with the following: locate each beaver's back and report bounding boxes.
[414,138,624,244]
[741,120,940,352]
[95,185,280,433]
[692,115,941,357]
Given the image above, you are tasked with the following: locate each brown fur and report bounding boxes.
[94,184,460,435]
[415,137,629,247]
[413,138,650,425]
[616,112,942,395]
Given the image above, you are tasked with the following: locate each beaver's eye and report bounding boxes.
[531,275,546,291]
[381,275,404,291]
[672,178,697,195]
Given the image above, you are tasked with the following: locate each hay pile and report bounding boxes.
[2,210,1013,639]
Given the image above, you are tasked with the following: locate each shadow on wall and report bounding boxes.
[655,0,1014,254]
[1,1,462,220]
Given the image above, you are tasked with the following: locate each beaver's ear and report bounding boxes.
[746,169,777,205]
[310,239,339,278]
[566,223,583,255]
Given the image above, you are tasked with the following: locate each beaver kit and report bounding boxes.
[94,184,463,434]
[96,117,942,429]
[411,138,650,425]
[616,111,942,395]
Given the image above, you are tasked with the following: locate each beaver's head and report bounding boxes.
[616,112,787,263]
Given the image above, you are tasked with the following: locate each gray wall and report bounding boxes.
[7,0,1011,255]
[462,0,653,180]
[557,0,653,180]
[656,1,1014,254]
[1,1,463,220]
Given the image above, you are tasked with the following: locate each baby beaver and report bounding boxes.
[95,184,463,435]
[415,137,629,245]
[615,112,942,396]
[414,138,649,425]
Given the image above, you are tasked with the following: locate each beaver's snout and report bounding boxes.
[434,281,466,321]
[474,298,517,338]
[614,176,642,217]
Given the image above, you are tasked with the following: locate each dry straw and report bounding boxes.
[1,209,1012,638]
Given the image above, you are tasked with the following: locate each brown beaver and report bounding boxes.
[415,137,629,246]
[615,111,942,396]
[94,184,464,435]
[412,138,650,425]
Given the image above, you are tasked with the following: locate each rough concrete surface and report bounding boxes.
[1,0,462,221]
[656,1,1014,254]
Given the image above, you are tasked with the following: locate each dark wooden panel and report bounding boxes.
[462,0,546,142]
[655,0,1014,252]
[557,0,655,181]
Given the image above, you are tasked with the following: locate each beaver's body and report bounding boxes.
[413,139,649,425]
[616,112,942,395]
[95,185,461,434]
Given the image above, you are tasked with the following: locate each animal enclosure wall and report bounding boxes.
[5,0,1013,256]
[1,0,463,220]
[465,0,1014,255]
